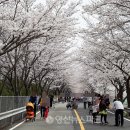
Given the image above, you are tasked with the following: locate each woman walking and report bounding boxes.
[99,96,108,124]
[38,91,50,119]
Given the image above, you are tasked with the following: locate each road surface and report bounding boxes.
[8,102,130,130]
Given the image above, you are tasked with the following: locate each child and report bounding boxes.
[89,103,93,115]
[44,106,49,119]
[92,104,99,123]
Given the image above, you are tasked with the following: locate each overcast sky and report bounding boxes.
[36,0,91,28]
[35,0,90,93]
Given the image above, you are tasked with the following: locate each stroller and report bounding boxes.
[71,98,78,109]
[26,102,35,122]
[72,102,78,109]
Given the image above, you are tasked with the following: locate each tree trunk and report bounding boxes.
[0,81,5,95]
[25,87,28,96]
[125,77,130,108]
[117,85,123,101]
[14,47,18,96]
[126,87,130,108]
[24,83,29,96]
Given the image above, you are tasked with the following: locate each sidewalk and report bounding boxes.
[9,103,75,130]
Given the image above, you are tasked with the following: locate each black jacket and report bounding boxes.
[99,100,107,111]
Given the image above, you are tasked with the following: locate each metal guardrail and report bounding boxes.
[125,108,130,111]
[0,106,26,129]
[0,96,56,129]
[0,101,57,120]
[125,108,130,116]
[0,96,30,129]
[0,107,26,121]
[0,96,29,113]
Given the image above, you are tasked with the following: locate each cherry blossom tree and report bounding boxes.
[0,0,80,96]
[81,0,130,107]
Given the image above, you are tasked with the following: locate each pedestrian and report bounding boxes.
[95,94,101,105]
[44,106,49,119]
[113,99,124,126]
[104,95,110,108]
[88,98,92,108]
[38,91,50,119]
[92,103,99,123]
[29,92,37,118]
[104,95,110,123]
[72,98,78,109]
[50,95,54,108]
[88,103,93,115]
[99,96,108,124]
[83,97,87,109]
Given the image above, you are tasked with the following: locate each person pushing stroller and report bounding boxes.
[29,92,37,119]
[92,103,99,123]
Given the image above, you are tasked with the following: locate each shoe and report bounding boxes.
[105,122,108,124]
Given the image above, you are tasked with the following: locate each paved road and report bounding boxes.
[8,102,130,130]
[8,103,74,130]
[73,103,130,130]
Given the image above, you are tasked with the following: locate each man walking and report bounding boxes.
[113,99,124,126]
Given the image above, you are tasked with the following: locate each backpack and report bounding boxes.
[40,98,47,106]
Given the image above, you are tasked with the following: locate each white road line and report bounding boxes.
[124,118,130,121]
[9,111,40,130]
[9,120,25,130]
[108,110,130,122]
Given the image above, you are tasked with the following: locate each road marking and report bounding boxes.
[9,111,40,130]
[74,109,85,130]
[124,118,130,121]
[9,120,25,130]
[108,110,130,121]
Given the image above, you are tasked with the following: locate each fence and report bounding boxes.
[0,96,29,113]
